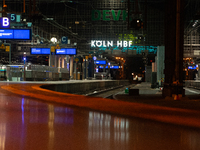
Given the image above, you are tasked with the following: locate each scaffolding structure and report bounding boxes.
[3,0,200,58]
[184,27,200,58]
[51,0,165,54]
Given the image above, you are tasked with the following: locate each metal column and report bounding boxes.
[70,56,74,79]
[163,0,185,97]
[62,56,65,68]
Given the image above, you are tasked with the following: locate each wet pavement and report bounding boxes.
[0,81,200,150]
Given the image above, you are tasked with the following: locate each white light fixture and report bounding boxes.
[46,18,53,20]
[75,21,79,24]
[193,20,198,27]
[51,37,57,43]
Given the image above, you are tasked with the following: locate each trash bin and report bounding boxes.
[125,88,129,93]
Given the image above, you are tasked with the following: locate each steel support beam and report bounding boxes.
[163,0,185,98]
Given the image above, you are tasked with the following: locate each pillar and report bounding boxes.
[108,65,111,79]
[163,0,185,97]
[0,6,2,17]
[103,65,106,72]
[58,57,61,68]
[49,55,51,67]
[62,56,65,68]
[83,59,86,79]
[88,58,93,78]
[70,56,74,79]
[54,55,58,67]
[74,61,77,80]
[157,46,165,86]
[66,56,70,71]
[83,57,89,79]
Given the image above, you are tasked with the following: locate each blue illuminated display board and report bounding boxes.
[188,65,197,70]
[0,29,13,39]
[31,48,50,55]
[95,60,106,65]
[99,66,108,69]
[99,66,119,69]
[110,66,119,69]
[14,30,31,39]
[0,29,32,40]
[55,48,77,55]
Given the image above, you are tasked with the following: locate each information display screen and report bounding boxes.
[31,48,50,55]
[0,29,32,40]
[95,60,106,65]
[188,66,197,70]
[110,66,119,69]
[0,29,13,39]
[99,66,119,69]
[14,30,31,39]
[55,48,77,55]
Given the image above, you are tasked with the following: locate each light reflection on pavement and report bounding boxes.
[0,82,200,149]
[0,97,199,150]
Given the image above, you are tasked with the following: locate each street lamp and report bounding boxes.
[50,37,57,67]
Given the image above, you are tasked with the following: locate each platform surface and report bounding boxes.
[0,81,200,150]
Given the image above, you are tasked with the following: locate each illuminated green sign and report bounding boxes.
[91,10,128,21]
[91,45,157,54]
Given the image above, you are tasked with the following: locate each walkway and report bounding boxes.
[1,81,200,128]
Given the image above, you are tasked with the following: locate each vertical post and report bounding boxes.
[29,0,32,19]
[62,56,65,68]
[49,51,51,67]
[49,44,54,67]
[163,0,184,97]
[53,55,58,67]
[122,60,124,79]
[145,0,147,30]
[80,58,83,80]
[8,44,11,65]
[23,52,26,81]
[75,62,77,80]
[33,0,36,14]
[70,56,74,79]
[84,58,86,79]
[175,0,180,82]
[0,6,2,17]
[3,43,11,65]
[127,0,130,30]
[58,57,60,68]
[2,2,7,17]
[23,0,26,13]
[68,56,70,80]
